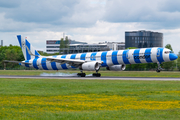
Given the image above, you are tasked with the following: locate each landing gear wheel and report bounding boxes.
[77,73,86,77]
[156,69,161,73]
[92,73,101,77]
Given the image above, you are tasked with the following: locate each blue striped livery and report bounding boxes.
[16,35,178,72]
[25,60,29,67]
[80,53,86,60]
[26,40,31,60]
[90,52,97,61]
[61,55,68,69]
[101,51,108,67]
[112,51,118,65]
[133,49,141,64]
[41,58,48,70]
[35,50,40,59]
[70,54,76,59]
[17,35,22,49]
[123,50,130,64]
[70,54,77,68]
[33,58,39,69]
[51,56,58,70]
[157,48,164,63]
[145,48,153,63]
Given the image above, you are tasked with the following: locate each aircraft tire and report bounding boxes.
[156,69,161,73]
[93,73,101,77]
[77,73,86,77]
[81,73,86,77]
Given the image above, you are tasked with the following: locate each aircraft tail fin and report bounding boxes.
[17,35,40,60]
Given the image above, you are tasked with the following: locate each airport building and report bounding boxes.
[61,42,125,54]
[46,40,111,54]
[46,40,125,54]
[46,40,87,54]
[60,44,109,54]
[125,30,163,49]
[99,42,125,50]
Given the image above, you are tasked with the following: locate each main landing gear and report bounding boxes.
[156,62,162,73]
[92,70,101,77]
[77,71,86,77]
[77,70,101,77]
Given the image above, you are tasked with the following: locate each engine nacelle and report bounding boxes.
[80,61,100,71]
[106,64,126,71]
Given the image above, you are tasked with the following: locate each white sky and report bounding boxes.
[0,0,180,53]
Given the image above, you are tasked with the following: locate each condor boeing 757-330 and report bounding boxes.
[4,35,178,77]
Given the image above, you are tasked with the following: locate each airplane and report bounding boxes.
[4,35,178,77]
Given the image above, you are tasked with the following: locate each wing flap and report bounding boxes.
[45,57,103,66]
[46,57,85,65]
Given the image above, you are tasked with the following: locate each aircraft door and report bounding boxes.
[126,51,130,59]
[157,49,160,57]
[90,53,96,61]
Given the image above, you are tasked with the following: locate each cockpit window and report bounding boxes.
[164,51,173,54]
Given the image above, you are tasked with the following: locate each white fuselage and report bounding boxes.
[22,47,175,70]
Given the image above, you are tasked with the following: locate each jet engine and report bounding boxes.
[80,61,100,71]
[106,64,126,71]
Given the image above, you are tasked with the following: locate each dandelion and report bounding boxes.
[0,94,180,112]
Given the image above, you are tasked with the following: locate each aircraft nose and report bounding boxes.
[169,53,178,61]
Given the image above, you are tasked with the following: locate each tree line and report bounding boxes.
[0,45,24,69]
[1,43,180,71]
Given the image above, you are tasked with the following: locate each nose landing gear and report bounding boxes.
[156,62,163,73]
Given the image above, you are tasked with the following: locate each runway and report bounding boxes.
[0,75,180,81]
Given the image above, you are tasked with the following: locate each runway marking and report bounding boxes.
[0,75,180,81]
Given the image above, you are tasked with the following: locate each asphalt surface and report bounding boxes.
[0,75,180,81]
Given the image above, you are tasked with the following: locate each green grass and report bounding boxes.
[1,70,180,77]
[0,79,179,119]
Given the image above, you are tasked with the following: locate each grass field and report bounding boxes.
[1,70,180,77]
[0,78,179,120]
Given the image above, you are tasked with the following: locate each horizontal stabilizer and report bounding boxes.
[3,60,32,65]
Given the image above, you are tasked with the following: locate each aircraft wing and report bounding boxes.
[4,58,103,68]
[45,57,103,68]
[25,46,103,67]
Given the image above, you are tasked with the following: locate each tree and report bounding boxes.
[64,36,69,48]
[126,47,137,50]
[59,36,69,54]
[165,44,173,51]
[64,36,69,54]
[59,38,64,54]
[162,44,175,70]
[0,45,24,69]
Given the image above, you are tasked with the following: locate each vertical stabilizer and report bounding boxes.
[17,35,40,60]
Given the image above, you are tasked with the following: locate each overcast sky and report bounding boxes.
[0,0,180,53]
